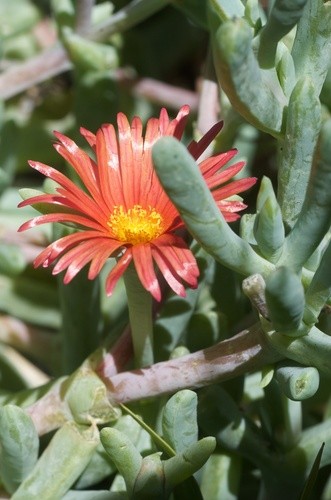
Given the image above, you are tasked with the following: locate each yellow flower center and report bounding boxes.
[108,204,164,245]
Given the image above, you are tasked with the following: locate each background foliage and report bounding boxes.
[0,0,331,498]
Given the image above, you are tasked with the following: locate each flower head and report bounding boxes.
[18,106,256,301]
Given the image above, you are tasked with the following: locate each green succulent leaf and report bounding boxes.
[162,390,198,453]
[278,77,321,228]
[63,367,120,425]
[100,427,143,495]
[200,451,241,500]
[275,361,320,400]
[62,29,118,73]
[152,136,273,278]
[164,437,216,490]
[0,405,39,494]
[258,0,309,69]
[212,17,286,136]
[265,267,305,335]
[12,423,99,499]
[254,177,285,262]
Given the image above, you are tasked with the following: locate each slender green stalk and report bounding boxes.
[120,403,176,457]
[123,264,154,368]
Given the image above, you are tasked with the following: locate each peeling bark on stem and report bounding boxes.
[27,324,281,435]
[100,324,281,403]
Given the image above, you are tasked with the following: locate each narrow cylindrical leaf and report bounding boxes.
[200,452,241,500]
[263,324,331,377]
[265,267,305,335]
[62,29,118,72]
[304,237,331,326]
[212,17,286,136]
[254,178,285,262]
[239,213,257,245]
[275,362,320,400]
[0,405,39,493]
[291,0,331,95]
[277,77,321,229]
[258,0,309,68]
[162,390,198,453]
[256,176,276,212]
[133,454,165,499]
[280,116,331,269]
[198,386,271,466]
[164,437,216,489]
[152,137,273,278]
[12,423,99,499]
[276,43,296,97]
[100,427,142,495]
[304,235,329,273]
[74,443,116,490]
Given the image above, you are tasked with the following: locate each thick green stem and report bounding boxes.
[123,264,154,368]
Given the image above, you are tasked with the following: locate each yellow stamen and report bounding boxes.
[108,204,164,245]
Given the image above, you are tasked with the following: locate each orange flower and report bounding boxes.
[18,106,256,301]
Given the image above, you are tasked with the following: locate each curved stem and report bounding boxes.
[103,323,281,403]
[25,323,280,435]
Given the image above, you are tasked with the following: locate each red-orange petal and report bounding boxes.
[96,124,126,208]
[199,149,238,177]
[53,132,101,201]
[151,247,186,296]
[213,177,257,201]
[19,212,105,233]
[80,126,97,149]
[206,162,246,190]
[132,244,161,301]
[105,250,133,296]
[152,233,199,288]
[34,230,103,268]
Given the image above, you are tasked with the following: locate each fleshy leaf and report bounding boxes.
[0,405,39,494]
[162,390,198,453]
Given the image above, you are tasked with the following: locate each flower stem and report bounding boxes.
[123,264,154,368]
